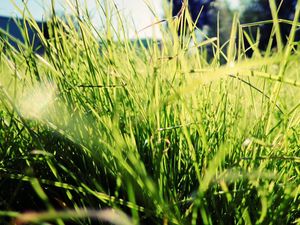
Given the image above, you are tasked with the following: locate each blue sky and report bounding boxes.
[0,0,239,38]
[0,0,164,38]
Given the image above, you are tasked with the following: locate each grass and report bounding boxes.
[0,0,299,224]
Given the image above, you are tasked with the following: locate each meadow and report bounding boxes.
[0,1,299,224]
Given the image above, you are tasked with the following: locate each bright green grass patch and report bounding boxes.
[0,1,299,224]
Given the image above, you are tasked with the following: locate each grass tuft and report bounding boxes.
[0,1,299,224]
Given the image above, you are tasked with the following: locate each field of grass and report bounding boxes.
[0,1,299,224]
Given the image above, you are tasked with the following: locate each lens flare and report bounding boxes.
[18,81,57,119]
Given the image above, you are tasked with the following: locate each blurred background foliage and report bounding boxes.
[169,0,299,56]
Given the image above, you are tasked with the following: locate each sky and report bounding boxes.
[0,0,240,38]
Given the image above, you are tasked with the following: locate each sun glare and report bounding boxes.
[19,82,57,119]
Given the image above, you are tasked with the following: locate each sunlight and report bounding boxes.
[229,0,240,9]
[18,81,57,119]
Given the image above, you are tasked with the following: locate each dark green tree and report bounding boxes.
[240,0,299,54]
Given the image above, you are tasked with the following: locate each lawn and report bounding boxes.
[0,1,299,224]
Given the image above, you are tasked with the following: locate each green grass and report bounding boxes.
[0,0,299,224]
